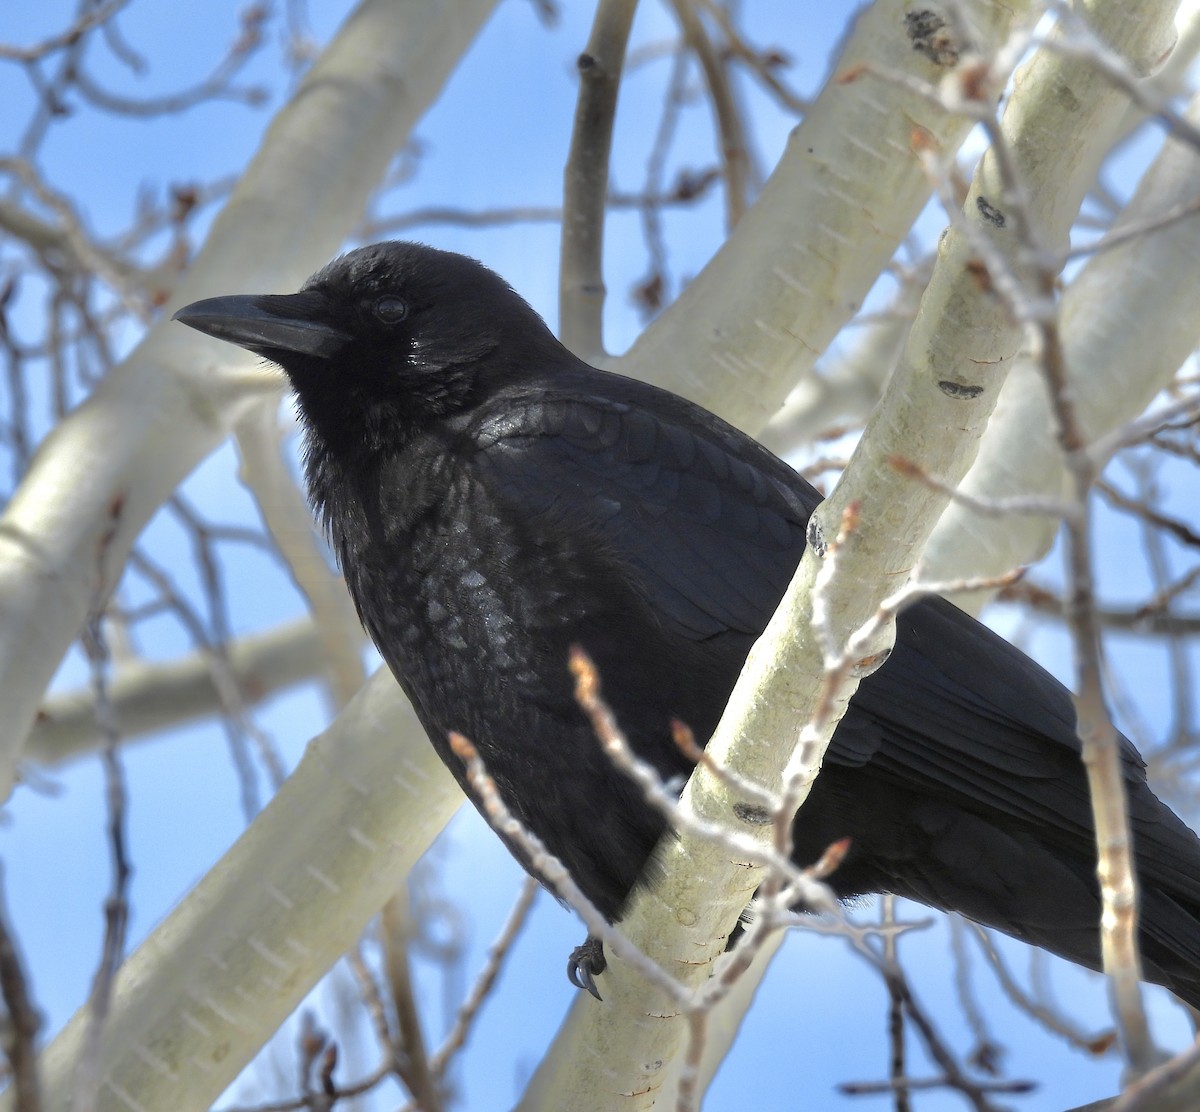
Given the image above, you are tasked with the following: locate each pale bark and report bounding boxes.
[926,90,1200,606]
[618,0,1034,432]
[0,0,498,800]
[28,619,333,764]
[23,669,460,1112]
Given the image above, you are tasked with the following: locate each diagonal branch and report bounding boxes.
[618,0,1034,431]
[21,669,462,1112]
[0,0,499,801]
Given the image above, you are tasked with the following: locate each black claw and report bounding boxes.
[567,935,607,1000]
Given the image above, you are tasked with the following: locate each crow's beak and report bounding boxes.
[173,292,351,360]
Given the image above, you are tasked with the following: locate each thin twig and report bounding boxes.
[667,0,753,227]
[429,877,539,1078]
[967,923,1117,1055]
[949,917,1004,1077]
[559,0,638,360]
[998,573,1200,637]
[345,943,398,1068]
[883,897,912,1112]
[693,0,807,114]
[569,649,837,912]
[0,870,41,1111]
[380,894,441,1111]
[847,942,1025,1112]
[1035,291,1156,1073]
[447,730,687,1003]
[631,42,688,318]
[0,0,132,63]
[74,611,132,1112]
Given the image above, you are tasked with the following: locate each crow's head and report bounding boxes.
[174,241,562,430]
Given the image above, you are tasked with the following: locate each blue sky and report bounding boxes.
[3,2,1199,1109]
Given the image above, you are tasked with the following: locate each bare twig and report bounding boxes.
[559,0,638,360]
[1065,195,1200,263]
[1097,475,1200,550]
[0,0,131,63]
[949,917,1005,1078]
[344,943,398,1070]
[838,1075,1036,1099]
[448,729,686,1004]
[0,872,41,1112]
[967,923,1117,1055]
[220,1058,395,1112]
[631,43,688,319]
[1126,461,1195,748]
[1035,2,1200,151]
[888,454,1075,520]
[667,0,753,228]
[0,158,150,319]
[74,612,132,1112]
[126,546,284,819]
[429,877,539,1079]
[693,0,807,115]
[668,718,777,814]
[1036,298,1155,1072]
[569,649,838,913]
[380,896,442,1111]
[998,573,1200,637]
[362,178,722,241]
[884,897,912,1112]
[843,936,1033,1112]
[69,10,269,118]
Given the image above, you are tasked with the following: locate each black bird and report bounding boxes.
[175,241,1200,1005]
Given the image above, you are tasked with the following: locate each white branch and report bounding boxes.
[0,0,498,799]
[617,0,1036,434]
[925,89,1200,604]
[27,618,333,764]
[25,668,462,1112]
[758,258,931,454]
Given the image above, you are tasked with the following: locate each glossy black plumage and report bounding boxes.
[175,241,1200,1005]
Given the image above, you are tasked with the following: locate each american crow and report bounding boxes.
[175,241,1200,1005]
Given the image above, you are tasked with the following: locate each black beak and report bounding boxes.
[172,292,351,360]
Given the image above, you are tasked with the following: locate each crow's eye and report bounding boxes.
[373,295,408,323]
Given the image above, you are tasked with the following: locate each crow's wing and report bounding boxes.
[469,377,816,640]
[467,376,1200,897]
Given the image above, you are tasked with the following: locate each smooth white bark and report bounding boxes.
[24,669,460,1112]
[28,619,334,764]
[926,91,1200,603]
[0,0,498,800]
[618,0,1034,433]
[9,2,497,1108]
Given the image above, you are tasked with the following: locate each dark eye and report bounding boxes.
[373,295,408,323]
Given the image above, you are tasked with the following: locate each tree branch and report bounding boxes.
[27,618,333,764]
[925,89,1200,607]
[558,0,638,361]
[0,0,498,800]
[20,669,461,1112]
[618,0,1034,432]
